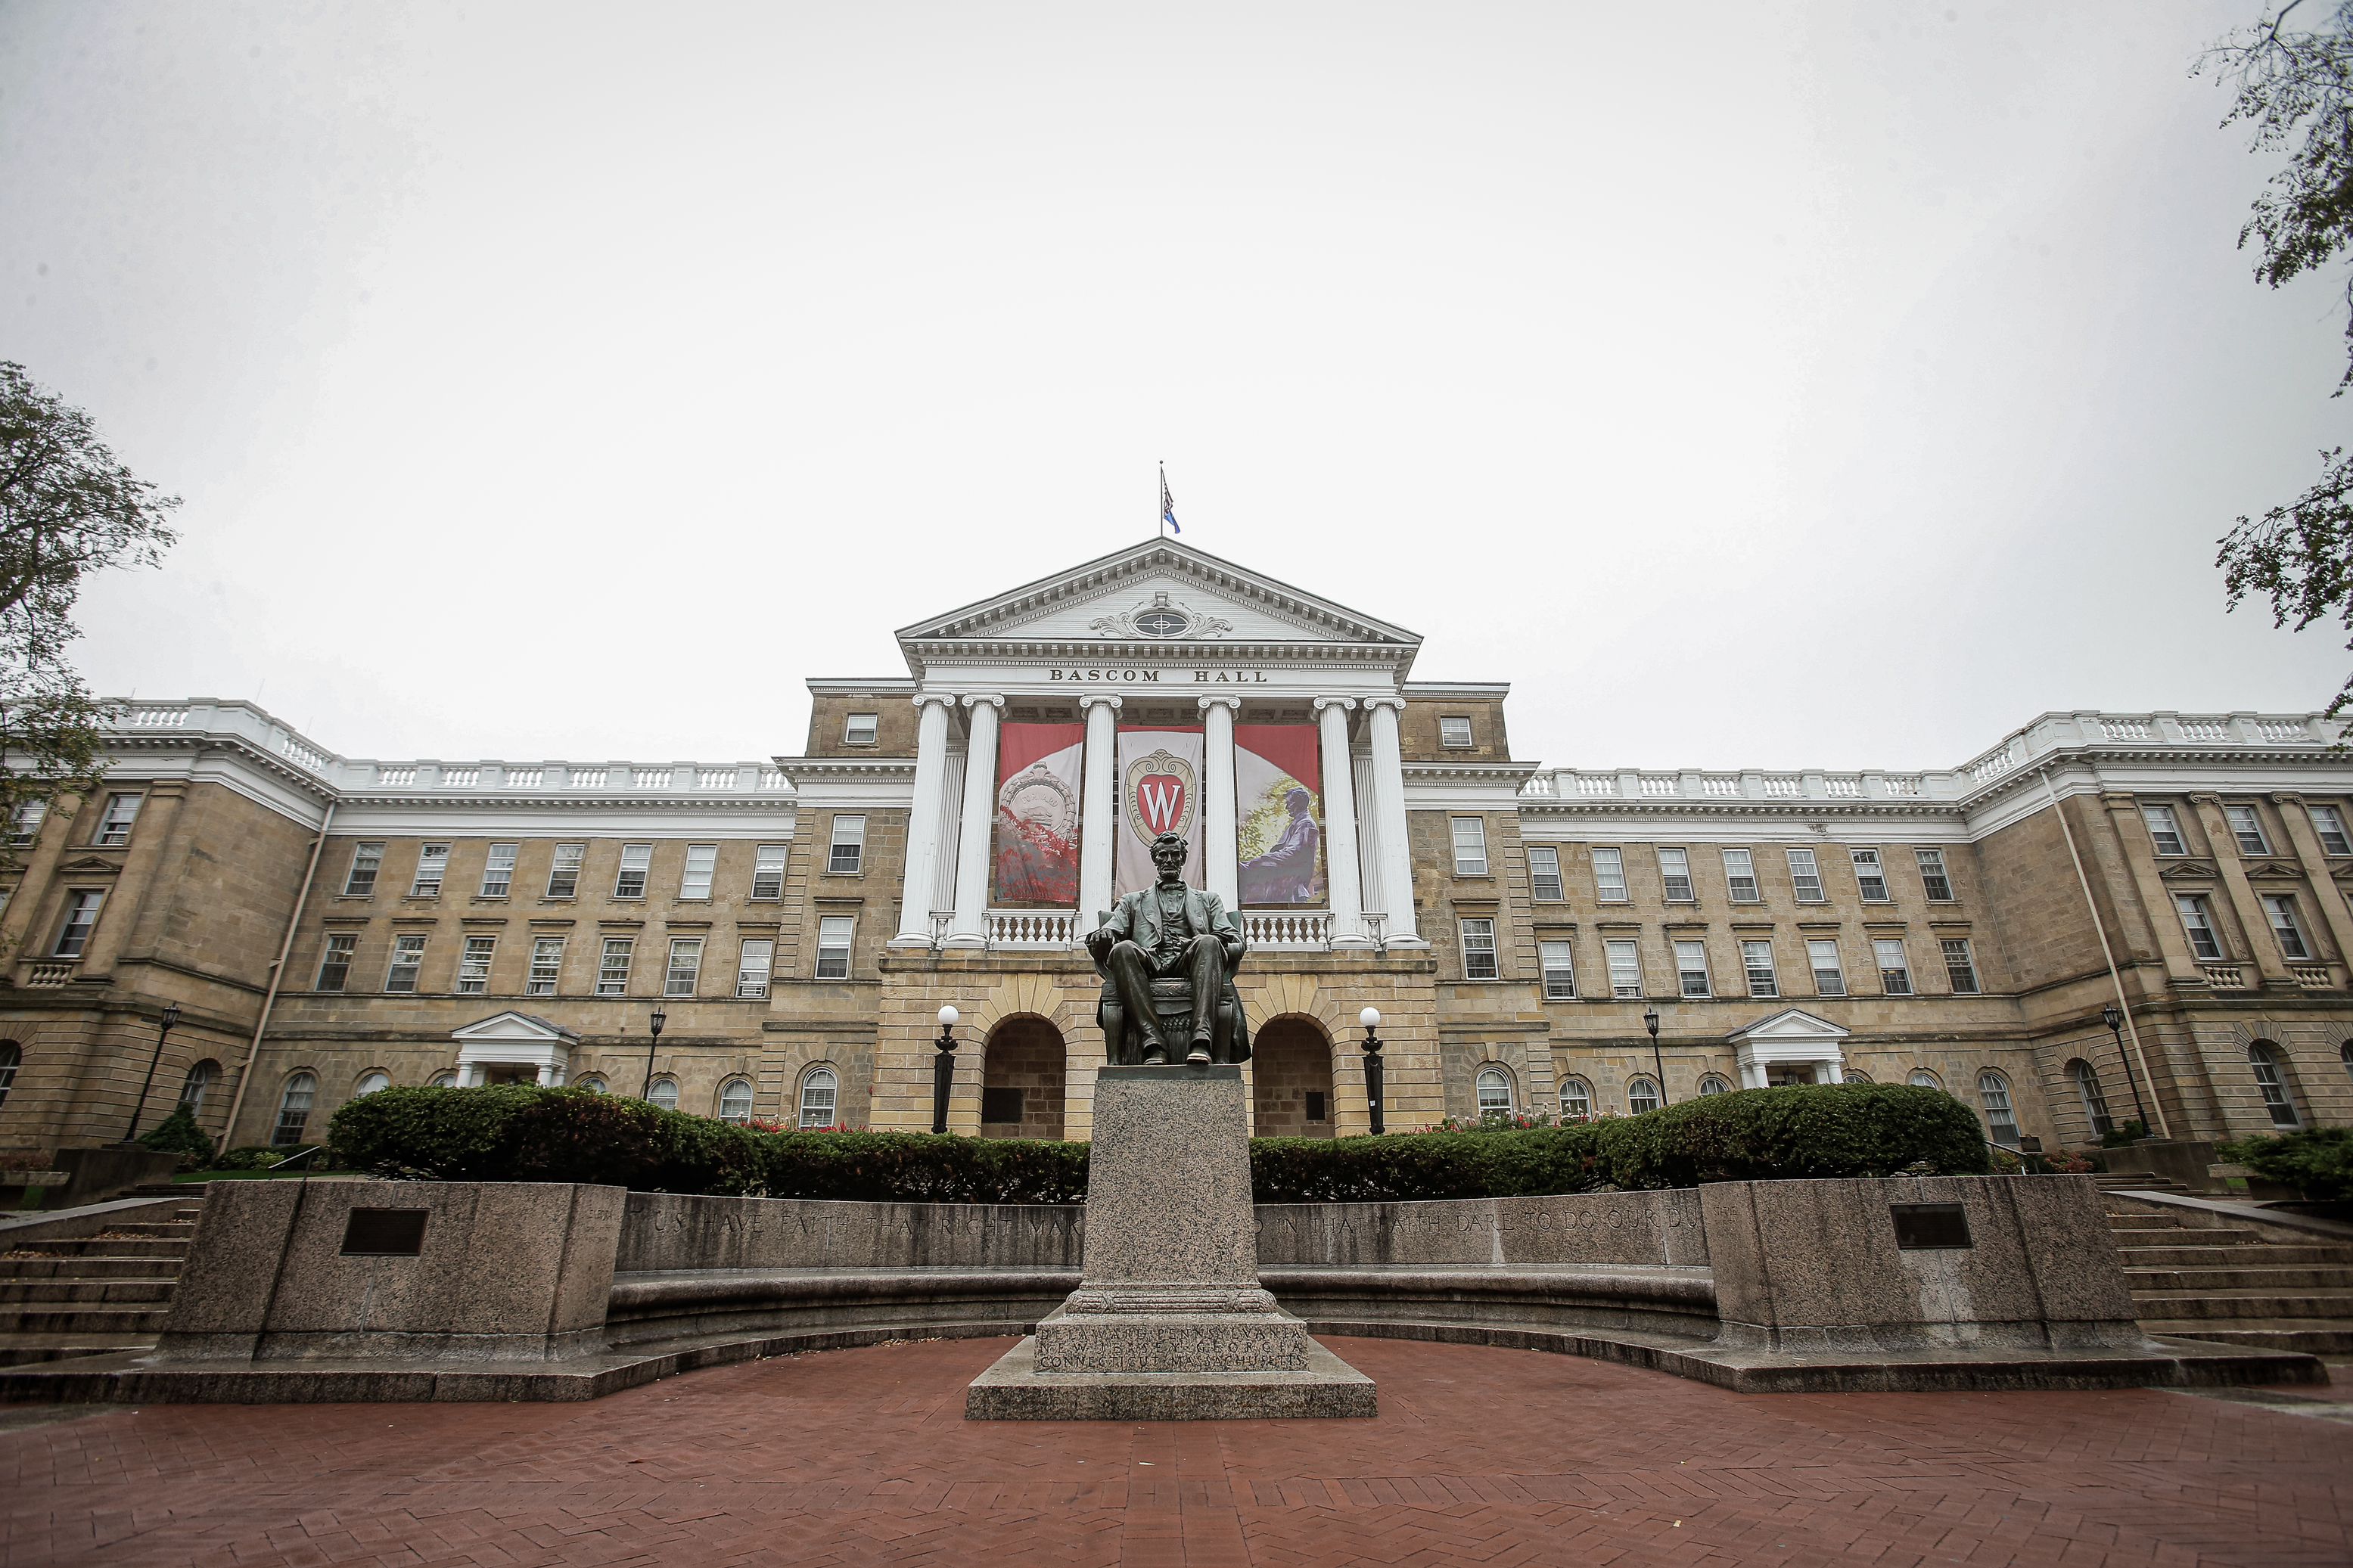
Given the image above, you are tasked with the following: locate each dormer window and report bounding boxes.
[844,713,878,745]
[1440,716,1473,748]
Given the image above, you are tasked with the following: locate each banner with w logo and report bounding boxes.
[1112,724,1204,899]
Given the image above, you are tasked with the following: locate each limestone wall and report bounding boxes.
[1255,1190,1709,1268]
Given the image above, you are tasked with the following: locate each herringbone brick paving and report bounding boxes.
[2,1335,2347,1566]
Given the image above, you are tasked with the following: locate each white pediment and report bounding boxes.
[1726,1008,1849,1044]
[451,1010,580,1044]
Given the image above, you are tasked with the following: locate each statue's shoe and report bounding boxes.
[1187,1035,1214,1064]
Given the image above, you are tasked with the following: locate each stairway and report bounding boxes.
[2106,1193,2353,1356]
[0,1194,204,1366]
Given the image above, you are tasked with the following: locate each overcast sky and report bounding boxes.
[3,1,2342,773]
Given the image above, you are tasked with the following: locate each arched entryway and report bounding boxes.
[981,1015,1066,1140]
[1251,1015,1335,1138]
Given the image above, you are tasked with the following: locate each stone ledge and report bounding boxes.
[965,1334,1375,1421]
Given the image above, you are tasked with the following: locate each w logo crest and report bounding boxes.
[1124,749,1197,842]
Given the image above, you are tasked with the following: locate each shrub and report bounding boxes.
[135,1106,216,1169]
[2218,1126,2353,1201]
[761,1132,1089,1204]
[2100,1120,2150,1148]
[331,1085,766,1194]
[215,1145,293,1170]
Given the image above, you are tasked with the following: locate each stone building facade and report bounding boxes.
[0,539,2348,1156]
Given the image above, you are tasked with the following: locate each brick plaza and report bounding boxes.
[7,1336,2348,1567]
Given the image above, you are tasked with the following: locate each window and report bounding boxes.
[597,937,634,995]
[1913,848,1953,902]
[456,935,496,993]
[384,933,427,992]
[2226,803,2271,855]
[1657,848,1692,901]
[799,1067,839,1127]
[844,712,878,745]
[664,937,704,996]
[681,843,717,899]
[273,1073,315,1145]
[2344,1041,2352,1085]
[1460,918,1499,980]
[1539,939,1577,999]
[1451,818,1488,876]
[546,843,585,899]
[0,1041,17,1108]
[1592,846,1626,901]
[1807,939,1845,996]
[2143,805,2186,855]
[828,817,866,874]
[527,936,564,995]
[614,843,652,898]
[1305,1091,1327,1122]
[1674,939,1711,998]
[648,1077,679,1110]
[1721,848,1759,902]
[1851,849,1887,901]
[1874,937,1913,995]
[429,1070,458,1088]
[95,793,142,846]
[315,933,358,991]
[1786,847,1824,902]
[410,843,449,896]
[1559,1078,1593,1120]
[574,1076,605,1093]
[2069,1059,2112,1136]
[1627,1076,1661,1113]
[1941,938,1979,994]
[2250,1042,2301,1126]
[737,938,774,998]
[480,843,518,896]
[982,1085,1024,1124]
[718,1079,754,1123]
[2313,803,2353,855]
[1475,1068,1512,1113]
[1527,845,1562,900]
[2263,896,2311,959]
[1978,1071,2018,1146]
[53,890,104,957]
[752,843,788,899]
[356,1070,390,1097]
[1742,939,1778,998]
[1605,939,1643,998]
[1440,716,1474,748]
[6,801,45,845]
[1697,1074,1732,1096]
[1907,1069,1941,1089]
[2176,894,2224,960]
[343,843,385,896]
[815,916,853,979]
[176,1059,216,1112]
[1842,1070,1872,1083]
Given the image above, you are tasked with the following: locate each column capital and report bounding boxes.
[1197,694,1243,712]
[1360,695,1407,714]
[1077,694,1124,712]
[1313,697,1357,713]
[960,694,1006,709]
[910,692,960,711]
[2270,790,2309,806]
[2187,792,2224,806]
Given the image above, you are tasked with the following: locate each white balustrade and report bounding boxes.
[1576,775,1616,796]
[2177,719,2230,742]
[1639,775,1677,796]
[1884,775,1920,795]
[2101,719,2152,741]
[1966,748,2015,783]
[571,768,608,787]
[633,768,673,789]
[278,735,331,774]
[2257,719,2311,743]
[1761,775,1801,798]
[1243,910,1334,947]
[121,705,186,728]
[442,767,480,787]
[697,768,735,790]
[985,910,1077,947]
[1823,776,1860,798]
[377,766,416,787]
[504,768,544,788]
[760,768,788,790]
[1519,775,1554,796]
[1701,775,1740,796]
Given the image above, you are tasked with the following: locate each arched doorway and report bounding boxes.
[981,1015,1066,1140]
[1251,1016,1335,1138]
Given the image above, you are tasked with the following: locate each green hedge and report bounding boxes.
[2218,1125,2353,1201]
[331,1081,1989,1203]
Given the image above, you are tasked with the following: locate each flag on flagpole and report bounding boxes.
[1160,464,1180,535]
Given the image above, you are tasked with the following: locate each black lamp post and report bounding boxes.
[1360,1007,1385,1135]
[118,1001,180,1144]
[1642,1005,1668,1108]
[932,1006,959,1134]
[641,1005,667,1100]
[2101,1002,2150,1135]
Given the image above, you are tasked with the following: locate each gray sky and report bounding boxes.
[2,1,2342,772]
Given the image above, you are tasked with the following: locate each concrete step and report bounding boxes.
[2125,1266,2353,1293]
[2131,1290,2353,1321]
[4,1237,190,1259]
[2144,1324,2353,1354]
[2107,1244,2352,1268]
[0,1333,157,1367]
[0,1278,177,1306]
[2109,1225,2271,1248]
[0,1256,181,1280]
[0,1305,172,1335]
[126,1184,203,1197]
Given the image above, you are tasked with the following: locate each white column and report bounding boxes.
[1078,694,1121,928]
[1316,697,1371,948]
[945,694,1002,948]
[893,693,959,945]
[1199,695,1242,911]
[1362,697,1424,945]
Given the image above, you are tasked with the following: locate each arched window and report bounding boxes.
[2340,1042,2351,1085]
[1627,1076,1661,1113]
[799,1067,839,1128]
[1907,1069,1941,1090]
[1977,1071,2018,1147]
[1558,1077,1593,1120]
[574,1076,606,1094]
[648,1077,679,1110]
[2068,1059,2112,1136]
[1842,1070,1872,1084]
[718,1078,754,1123]
[2249,1043,2299,1127]
[428,1070,458,1088]
[1696,1075,1732,1096]
[355,1070,390,1097]
[0,1041,19,1109]
[176,1059,218,1113]
[1475,1068,1513,1116]
[273,1073,316,1145]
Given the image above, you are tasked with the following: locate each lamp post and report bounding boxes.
[641,1005,667,1100]
[1360,1007,1385,1135]
[1642,1005,1668,1108]
[932,1006,959,1134]
[118,1001,181,1145]
[2101,1002,2150,1135]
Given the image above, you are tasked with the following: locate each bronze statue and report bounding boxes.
[1085,831,1251,1066]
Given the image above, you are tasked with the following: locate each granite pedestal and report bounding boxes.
[965,1063,1374,1419]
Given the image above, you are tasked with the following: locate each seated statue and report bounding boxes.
[1084,831,1252,1066]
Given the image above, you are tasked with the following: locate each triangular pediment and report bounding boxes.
[897,539,1419,655]
[1727,1008,1850,1043]
[450,1011,579,1044]
[2243,862,2305,880]
[2159,862,2220,879]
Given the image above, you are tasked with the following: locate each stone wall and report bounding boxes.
[1254,1190,1709,1268]
[616,1192,1084,1271]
